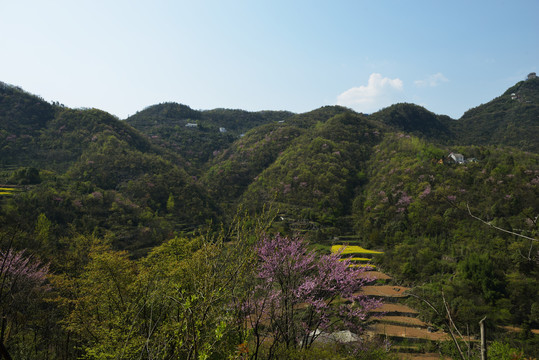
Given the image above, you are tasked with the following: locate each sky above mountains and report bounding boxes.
[1,0,537,119]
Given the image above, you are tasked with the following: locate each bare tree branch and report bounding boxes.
[466,203,538,242]
[442,289,468,360]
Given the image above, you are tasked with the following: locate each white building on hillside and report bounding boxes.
[448,152,465,164]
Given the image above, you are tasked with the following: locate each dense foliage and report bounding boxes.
[452,77,539,152]
[0,77,538,358]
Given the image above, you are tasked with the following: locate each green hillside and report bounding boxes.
[0,82,55,167]
[125,103,293,170]
[451,77,539,151]
[352,133,538,337]
[0,79,537,358]
[368,102,455,141]
[239,112,382,234]
[201,106,353,211]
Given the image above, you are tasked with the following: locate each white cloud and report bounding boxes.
[414,72,448,87]
[336,73,403,113]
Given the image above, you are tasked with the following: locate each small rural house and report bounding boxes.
[185,123,198,128]
[448,152,465,164]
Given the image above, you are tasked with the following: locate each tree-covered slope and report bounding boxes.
[352,134,538,332]
[451,77,539,152]
[0,89,217,254]
[200,106,351,209]
[0,82,55,166]
[239,112,383,233]
[0,81,160,173]
[0,80,538,357]
[368,103,455,142]
[125,103,293,170]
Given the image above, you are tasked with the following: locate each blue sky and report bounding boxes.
[1,0,537,119]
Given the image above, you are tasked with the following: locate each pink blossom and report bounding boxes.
[397,192,412,206]
[0,249,49,300]
[91,191,103,199]
[419,185,431,199]
[283,183,292,194]
[248,235,381,350]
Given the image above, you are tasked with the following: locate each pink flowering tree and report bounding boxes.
[243,234,381,359]
[0,248,49,358]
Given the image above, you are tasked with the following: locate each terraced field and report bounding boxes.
[331,242,452,359]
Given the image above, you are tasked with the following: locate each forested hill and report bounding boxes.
[363,77,539,152]
[367,103,455,142]
[0,81,157,171]
[0,78,537,246]
[125,103,293,170]
[0,77,538,356]
[451,77,539,152]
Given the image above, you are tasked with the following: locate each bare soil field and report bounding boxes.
[359,285,410,297]
[501,325,539,335]
[370,303,419,315]
[397,353,452,360]
[377,315,428,327]
[358,270,392,281]
[368,323,449,341]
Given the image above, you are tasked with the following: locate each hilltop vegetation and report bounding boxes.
[451,77,539,152]
[125,103,293,171]
[0,77,537,358]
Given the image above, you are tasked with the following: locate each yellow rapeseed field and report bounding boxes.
[0,188,18,196]
[338,257,371,262]
[331,245,383,255]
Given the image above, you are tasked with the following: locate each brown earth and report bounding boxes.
[370,303,419,315]
[397,353,452,360]
[368,323,449,341]
[358,270,392,281]
[378,315,428,327]
[501,325,539,335]
[359,285,410,297]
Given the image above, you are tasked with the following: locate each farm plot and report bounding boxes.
[368,323,449,341]
[332,242,450,354]
[331,245,383,255]
[358,285,410,298]
[0,186,19,196]
[357,270,391,281]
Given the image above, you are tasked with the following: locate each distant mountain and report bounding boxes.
[451,77,539,152]
[368,103,455,141]
[0,82,55,166]
[125,103,293,170]
[0,81,159,171]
